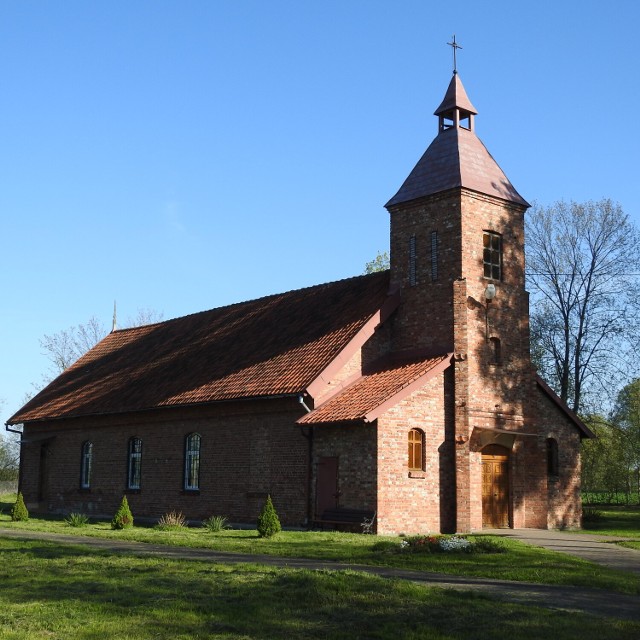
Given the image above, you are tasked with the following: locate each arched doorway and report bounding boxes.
[481,444,510,528]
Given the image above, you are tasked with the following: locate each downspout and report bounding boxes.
[298,395,314,528]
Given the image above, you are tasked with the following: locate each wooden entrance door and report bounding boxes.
[482,445,510,528]
[315,457,339,518]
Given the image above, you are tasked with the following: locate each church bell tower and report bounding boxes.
[385,64,532,531]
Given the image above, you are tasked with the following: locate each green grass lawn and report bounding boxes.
[0,537,637,640]
[1,494,639,595]
[581,504,640,538]
[580,504,640,549]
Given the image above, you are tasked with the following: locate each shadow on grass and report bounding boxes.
[583,505,640,536]
[0,538,638,640]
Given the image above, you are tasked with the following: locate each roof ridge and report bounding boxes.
[111,270,391,335]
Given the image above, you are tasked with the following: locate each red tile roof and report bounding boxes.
[297,353,452,425]
[9,271,392,424]
[385,127,528,208]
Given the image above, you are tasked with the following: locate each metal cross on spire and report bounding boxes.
[447,35,462,74]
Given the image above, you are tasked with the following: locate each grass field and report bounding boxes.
[1,494,639,595]
[0,537,638,640]
[1,495,639,638]
[582,504,640,550]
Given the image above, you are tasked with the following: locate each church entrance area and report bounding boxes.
[481,444,510,528]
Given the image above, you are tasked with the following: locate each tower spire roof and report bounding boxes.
[434,73,477,117]
[386,73,528,209]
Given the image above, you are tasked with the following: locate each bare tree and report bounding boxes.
[0,399,19,482]
[526,199,640,413]
[40,308,164,378]
[40,316,107,375]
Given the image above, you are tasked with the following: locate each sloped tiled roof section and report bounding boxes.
[9,271,392,424]
[385,127,529,209]
[386,73,528,209]
[298,353,452,425]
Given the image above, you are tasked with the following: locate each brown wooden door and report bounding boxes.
[315,456,339,517]
[482,445,510,528]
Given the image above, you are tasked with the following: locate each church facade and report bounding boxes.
[8,72,592,534]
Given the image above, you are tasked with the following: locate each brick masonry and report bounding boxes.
[18,87,586,534]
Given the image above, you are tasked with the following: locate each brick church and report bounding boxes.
[8,70,593,534]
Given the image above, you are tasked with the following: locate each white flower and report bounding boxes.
[439,536,471,552]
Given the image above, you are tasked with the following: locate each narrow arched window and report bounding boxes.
[184,433,201,491]
[80,441,93,489]
[127,437,143,490]
[547,438,559,477]
[408,429,424,471]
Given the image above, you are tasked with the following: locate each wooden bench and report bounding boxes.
[314,508,376,534]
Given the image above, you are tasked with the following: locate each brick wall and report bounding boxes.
[20,397,310,527]
[312,422,377,515]
[375,371,454,535]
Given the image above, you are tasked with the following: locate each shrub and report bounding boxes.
[470,536,507,554]
[397,534,504,554]
[402,534,441,553]
[203,515,230,532]
[439,535,472,553]
[257,494,281,538]
[582,506,604,526]
[156,511,187,531]
[64,512,89,528]
[10,492,29,522]
[111,495,134,530]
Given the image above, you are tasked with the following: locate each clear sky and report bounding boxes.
[2,1,639,426]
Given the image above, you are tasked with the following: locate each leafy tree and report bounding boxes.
[111,495,134,529]
[257,494,281,538]
[364,251,390,274]
[526,199,640,413]
[581,416,630,502]
[612,380,640,500]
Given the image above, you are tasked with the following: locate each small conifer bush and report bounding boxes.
[257,494,281,538]
[111,495,134,530]
[10,492,29,522]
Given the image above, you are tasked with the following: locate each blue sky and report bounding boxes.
[2,1,639,425]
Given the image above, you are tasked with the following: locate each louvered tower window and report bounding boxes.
[409,235,417,286]
[430,231,438,281]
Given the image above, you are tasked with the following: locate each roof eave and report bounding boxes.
[535,375,595,438]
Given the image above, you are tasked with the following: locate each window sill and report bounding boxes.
[408,471,426,479]
[78,487,91,494]
[125,488,141,495]
[182,489,200,496]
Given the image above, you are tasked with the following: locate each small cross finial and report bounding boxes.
[447,35,462,74]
